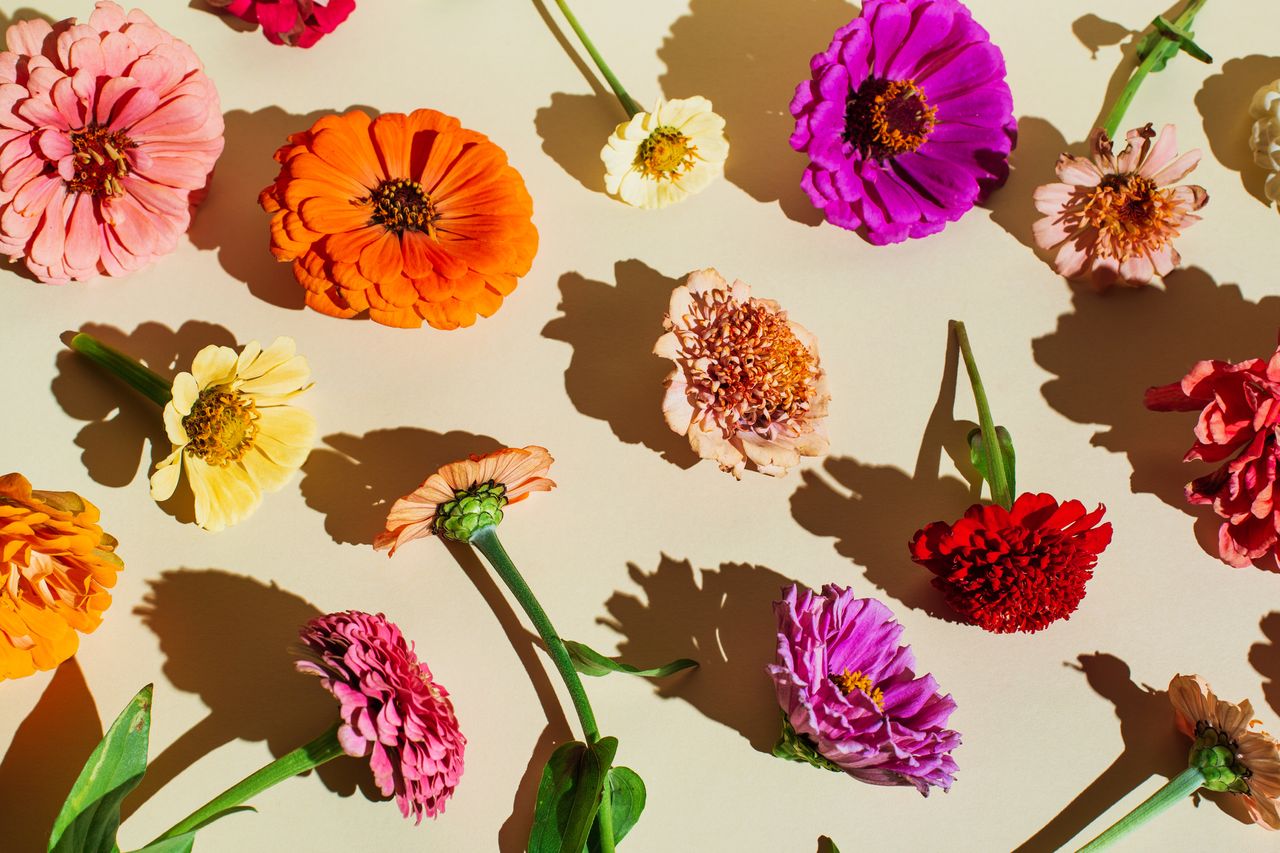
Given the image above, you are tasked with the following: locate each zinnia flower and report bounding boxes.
[297,610,465,822]
[767,583,960,794]
[654,268,830,478]
[909,492,1113,633]
[260,109,539,330]
[0,473,122,681]
[1033,123,1208,289]
[0,2,224,283]
[149,337,315,532]
[1250,79,1280,210]
[789,0,1016,244]
[205,0,355,48]
[600,97,728,209]
[1168,674,1280,828]
[1146,346,1280,568]
[375,446,554,554]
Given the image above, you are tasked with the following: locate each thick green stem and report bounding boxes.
[67,332,172,407]
[1076,766,1204,851]
[597,782,616,853]
[951,321,1012,510]
[552,0,643,118]
[151,723,345,843]
[1100,0,1209,137]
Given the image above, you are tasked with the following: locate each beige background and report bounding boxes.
[2,0,1279,850]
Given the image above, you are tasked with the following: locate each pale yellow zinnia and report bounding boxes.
[601,97,729,209]
[149,337,316,531]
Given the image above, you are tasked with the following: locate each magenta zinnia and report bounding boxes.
[0,2,224,283]
[205,0,355,48]
[767,583,960,794]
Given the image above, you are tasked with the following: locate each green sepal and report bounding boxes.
[442,485,507,541]
[565,640,698,679]
[1135,16,1210,71]
[529,737,618,853]
[771,716,841,773]
[587,766,645,851]
[967,425,1016,501]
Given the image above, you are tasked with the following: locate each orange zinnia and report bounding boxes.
[260,109,539,330]
[0,473,123,681]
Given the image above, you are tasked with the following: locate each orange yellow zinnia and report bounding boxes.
[260,109,539,330]
[0,473,122,681]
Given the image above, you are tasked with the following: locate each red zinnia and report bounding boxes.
[908,492,1113,633]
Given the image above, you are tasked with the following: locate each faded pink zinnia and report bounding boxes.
[297,610,465,823]
[1033,123,1207,289]
[0,2,224,283]
[205,0,356,48]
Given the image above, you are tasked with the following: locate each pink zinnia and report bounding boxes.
[206,0,356,48]
[297,611,466,823]
[0,2,224,283]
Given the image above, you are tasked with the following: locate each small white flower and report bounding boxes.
[1249,78,1280,209]
[601,96,729,209]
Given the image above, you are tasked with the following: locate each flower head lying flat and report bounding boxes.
[1250,79,1280,210]
[655,269,830,478]
[601,97,728,209]
[206,0,355,48]
[0,473,121,681]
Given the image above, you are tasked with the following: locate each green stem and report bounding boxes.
[1076,766,1204,851]
[552,0,643,117]
[151,723,345,843]
[951,321,1012,510]
[67,332,171,407]
[1100,0,1209,137]
[598,782,616,853]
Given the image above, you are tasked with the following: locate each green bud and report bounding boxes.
[435,482,508,542]
[771,714,842,774]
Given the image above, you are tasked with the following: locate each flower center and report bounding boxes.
[434,481,509,541]
[845,78,937,160]
[635,126,698,182]
[368,179,438,235]
[1191,722,1253,794]
[182,388,259,466]
[67,125,134,197]
[829,668,885,709]
[1082,173,1182,260]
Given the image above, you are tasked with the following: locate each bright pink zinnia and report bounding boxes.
[206,0,355,48]
[0,2,224,283]
[297,610,466,823]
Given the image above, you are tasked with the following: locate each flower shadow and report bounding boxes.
[983,115,1071,261]
[1196,55,1280,206]
[1249,612,1280,716]
[187,0,258,34]
[600,555,795,754]
[656,0,853,225]
[124,569,383,821]
[1071,14,1135,60]
[0,659,103,853]
[299,428,502,546]
[541,260,700,469]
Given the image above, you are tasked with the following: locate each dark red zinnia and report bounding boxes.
[908,492,1113,633]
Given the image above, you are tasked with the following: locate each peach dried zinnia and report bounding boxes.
[655,269,830,478]
[0,473,122,681]
[260,109,539,330]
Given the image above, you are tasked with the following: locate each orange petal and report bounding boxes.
[358,229,403,281]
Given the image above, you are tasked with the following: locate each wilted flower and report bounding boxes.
[150,337,315,532]
[375,446,554,554]
[654,268,830,478]
[0,473,122,681]
[205,0,355,48]
[297,610,465,822]
[0,2,224,283]
[1250,79,1280,210]
[789,0,1016,244]
[767,583,960,794]
[1033,123,1207,289]
[601,97,729,209]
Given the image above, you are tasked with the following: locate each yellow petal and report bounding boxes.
[191,345,239,388]
[170,372,199,414]
[149,448,183,501]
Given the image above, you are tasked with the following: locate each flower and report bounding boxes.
[0,473,122,681]
[766,583,960,794]
[909,492,1113,633]
[0,2,224,284]
[1145,347,1280,568]
[789,0,1015,244]
[1168,675,1280,828]
[205,0,355,48]
[1033,123,1208,289]
[260,109,539,330]
[297,610,465,822]
[600,97,728,209]
[654,269,830,478]
[1250,79,1280,210]
[375,446,555,553]
[149,337,315,532]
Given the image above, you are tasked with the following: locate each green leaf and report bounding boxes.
[529,738,617,853]
[967,425,1016,499]
[587,766,646,851]
[564,640,698,679]
[185,805,256,834]
[125,833,197,853]
[49,684,154,853]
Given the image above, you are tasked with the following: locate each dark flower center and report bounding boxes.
[183,389,258,466]
[369,178,438,234]
[844,78,937,160]
[67,125,134,197]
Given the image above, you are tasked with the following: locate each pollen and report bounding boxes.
[1082,173,1185,260]
[367,178,438,235]
[67,125,134,198]
[635,126,698,182]
[830,669,885,709]
[845,78,937,160]
[182,389,259,466]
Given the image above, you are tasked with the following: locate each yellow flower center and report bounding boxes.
[182,388,259,466]
[68,124,134,197]
[845,78,937,160]
[1082,173,1182,259]
[830,668,885,709]
[368,178,438,235]
[635,126,698,182]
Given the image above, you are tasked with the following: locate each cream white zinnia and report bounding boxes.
[150,337,316,531]
[1250,79,1280,209]
[601,97,729,209]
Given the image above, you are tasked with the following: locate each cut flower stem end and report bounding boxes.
[1100,0,1210,137]
[66,331,171,407]
[951,321,1012,509]
[551,0,643,117]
